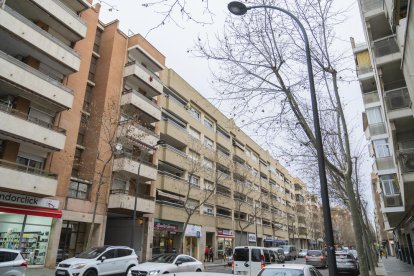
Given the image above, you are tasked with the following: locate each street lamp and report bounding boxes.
[130,139,166,251]
[228,2,337,274]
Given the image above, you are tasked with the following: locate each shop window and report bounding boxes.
[68,180,89,200]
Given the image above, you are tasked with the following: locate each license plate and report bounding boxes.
[237,271,248,275]
[56,270,66,275]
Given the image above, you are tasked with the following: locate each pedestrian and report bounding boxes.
[209,247,214,262]
[172,248,177,253]
[204,246,209,262]
[379,247,383,259]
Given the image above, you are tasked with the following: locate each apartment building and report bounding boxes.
[354,0,414,265]
[331,207,356,247]
[0,0,165,267]
[153,68,316,260]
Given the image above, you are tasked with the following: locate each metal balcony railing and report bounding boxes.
[385,87,411,111]
[368,122,387,136]
[0,101,66,134]
[398,148,414,172]
[0,158,57,178]
[362,91,380,105]
[373,36,400,58]
[360,0,383,12]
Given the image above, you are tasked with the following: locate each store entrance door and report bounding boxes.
[185,237,198,258]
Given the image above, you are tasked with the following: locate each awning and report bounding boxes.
[0,203,62,218]
[217,235,235,239]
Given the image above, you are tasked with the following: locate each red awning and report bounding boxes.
[0,203,62,218]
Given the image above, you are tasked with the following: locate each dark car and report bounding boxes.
[305,250,327,268]
[336,252,359,275]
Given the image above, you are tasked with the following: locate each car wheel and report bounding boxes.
[163,272,169,274]
[84,269,97,276]
[125,265,135,276]
[196,269,202,272]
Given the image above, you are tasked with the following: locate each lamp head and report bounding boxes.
[228,1,248,16]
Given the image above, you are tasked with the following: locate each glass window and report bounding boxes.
[117,249,132,257]
[16,156,44,174]
[366,107,383,124]
[251,249,261,262]
[204,117,214,129]
[204,158,213,169]
[204,180,215,191]
[234,248,249,261]
[263,249,270,263]
[203,204,214,216]
[68,181,89,199]
[101,249,116,259]
[188,150,200,161]
[188,127,200,140]
[188,106,200,120]
[189,175,200,186]
[373,139,391,158]
[258,268,303,276]
[380,175,399,195]
[204,137,214,149]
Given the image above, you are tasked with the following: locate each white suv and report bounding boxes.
[0,248,27,276]
[55,246,138,276]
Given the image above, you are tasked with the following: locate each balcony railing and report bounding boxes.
[119,120,159,138]
[159,144,187,158]
[4,6,80,58]
[357,66,373,75]
[110,189,155,200]
[398,148,414,172]
[362,91,380,105]
[369,122,387,136]
[122,89,161,110]
[373,36,399,58]
[51,0,87,26]
[385,87,411,111]
[0,50,73,94]
[163,118,187,133]
[124,60,160,80]
[0,159,57,178]
[0,101,66,134]
[360,0,383,12]
[114,152,157,168]
[376,156,395,170]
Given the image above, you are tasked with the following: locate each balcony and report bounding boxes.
[159,119,188,141]
[113,153,158,181]
[0,102,66,150]
[398,148,414,181]
[375,156,395,172]
[121,89,161,122]
[108,189,155,214]
[0,159,58,196]
[368,122,387,137]
[373,36,401,65]
[118,121,159,147]
[384,87,412,120]
[360,0,384,17]
[0,51,74,109]
[8,0,87,41]
[382,193,403,208]
[362,91,380,105]
[0,6,81,72]
[124,61,163,97]
[156,172,189,195]
[356,66,374,80]
[60,0,90,13]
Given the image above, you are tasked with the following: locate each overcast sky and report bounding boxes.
[97,1,373,209]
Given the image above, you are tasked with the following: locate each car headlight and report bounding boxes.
[72,263,87,269]
[148,270,161,275]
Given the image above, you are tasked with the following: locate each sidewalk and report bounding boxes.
[381,256,414,275]
[26,267,55,276]
[203,259,229,268]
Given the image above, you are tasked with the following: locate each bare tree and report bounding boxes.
[195,0,371,274]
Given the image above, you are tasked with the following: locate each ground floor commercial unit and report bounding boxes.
[393,208,414,266]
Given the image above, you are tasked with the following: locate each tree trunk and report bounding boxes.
[344,178,369,276]
[177,215,192,254]
[86,189,100,249]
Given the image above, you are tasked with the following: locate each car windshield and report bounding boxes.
[283,246,290,252]
[258,268,304,276]
[307,250,321,256]
[349,250,358,257]
[336,253,352,259]
[77,247,107,259]
[149,254,177,263]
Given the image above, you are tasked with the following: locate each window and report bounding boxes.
[216,184,231,197]
[189,175,200,186]
[380,175,399,195]
[117,249,132,257]
[83,84,93,112]
[251,249,261,262]
[251,154,259,163]
[188,150,200,161]
[216,206,232,217]
[374,139,391,158]
[68,180,89,199]
[188,127,200,140]
[234,248,249,262]
[204,137,214,149]
[204,158,213,169]
[101,249,116,259]
[204,180,215,191]
[88,56,98,82]
[204,117,214,129]
[262,219,271,227]
[0,251,18,262]
[16,155,44,173]
[366,106,383,124]
[156,190,185,207]
[188,106,200,120]
[234,211,247,221]
[93,28,103,53]
[263,249,271,263]
[203,204,214,216]
[216,126,230,139]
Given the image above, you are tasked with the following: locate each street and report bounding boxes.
[205,257,329,275]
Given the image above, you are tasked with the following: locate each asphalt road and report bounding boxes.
[205,257,329,275]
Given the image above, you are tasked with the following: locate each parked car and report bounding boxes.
[298,249,308,258]
[336,252,359,275]
[164,273,228,276]
[283,245,298,260]
[225,247,233,266]
[55,245,138,276]
[233,246,267,276]
[56,249,69,263]
[269,247,285,263]
[128,253,203,275]
[305,250,327,268]
[349,249,358,260]
[257,264,323,276]
[0,248,27,276]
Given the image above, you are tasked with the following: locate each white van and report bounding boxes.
[233,246,277,275]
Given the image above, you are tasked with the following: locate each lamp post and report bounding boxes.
[130,140,165,251]
[228,2,337,274]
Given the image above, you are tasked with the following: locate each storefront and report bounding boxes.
[0,191,61,266]
[152,219,183,256]
[264,235,275,247]
[217,229,234,258]
[184,224,201,259]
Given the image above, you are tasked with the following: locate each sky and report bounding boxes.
[97,0,374,211]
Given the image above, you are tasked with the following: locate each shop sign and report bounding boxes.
[0,191,59,209]
[217,229,234,237]
[154,222,179,232]
[264,235,273,241]
[248,233,256,242]
[185,224,202,238]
